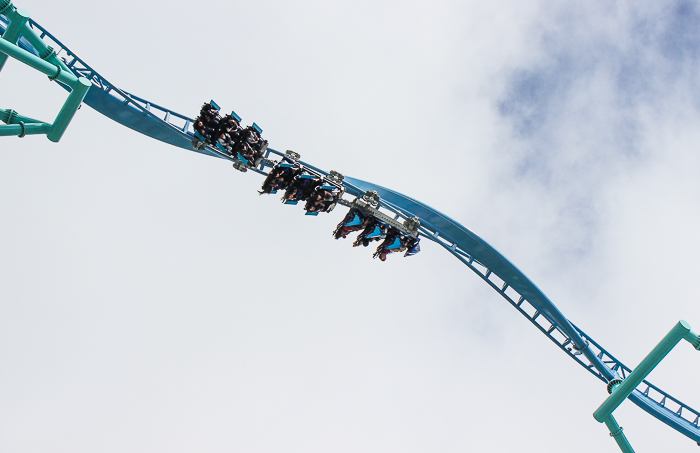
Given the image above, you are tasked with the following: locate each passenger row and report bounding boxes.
[192,101,268,166]
[194,100,422,261]
[333,208,421,261]
[259,158,343,215]
[260,159,420,260]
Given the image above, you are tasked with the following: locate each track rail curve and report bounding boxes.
[2,10,699,445]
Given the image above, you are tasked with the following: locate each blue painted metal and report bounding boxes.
[3,11,700,446]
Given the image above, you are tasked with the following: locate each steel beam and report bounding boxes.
[0,122,51,136]
[0,6,29,72]
[0,34,77,85]
[603,415,635,453]
[594,321,694,422]
[47,76,90,142]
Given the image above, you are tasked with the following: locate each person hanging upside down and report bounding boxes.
[373,228,408,261]
[353,218,387,248]
[259,164,301,194]
[304,187,336,213]
[333,208,371,239]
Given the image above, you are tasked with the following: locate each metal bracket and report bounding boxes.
[572,339,589,356]
[341,196,419,239]
[362,190,380,208]
[607,378,623,395]
[328,170,344,184]
[232,161,247,173]
[0,0,12,15]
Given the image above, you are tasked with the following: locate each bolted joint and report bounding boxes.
[571,339,589,356]
[607,378,623,395]
[39,45,56,61]
[362,190,380,207]
[0,0,13,15]
[285,150,300,161]
[403,216,421,233]
[1,108,18,124]
[232,162,247,173]
[609,426,624,438]
[328,170,344,183]
[47,64,61,81]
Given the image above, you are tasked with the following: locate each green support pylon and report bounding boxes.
[592,320,700,453]
[0,0,91,142]
[0,4,28,71]
[0,108,51,137]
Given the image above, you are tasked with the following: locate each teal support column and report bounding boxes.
[47,76,90,142]
[685,328,700,349]
[0,122,51,136]
[0,6,29,72]
[603,415,635,453]
[0,35,78,86]
[18,21,70,73]
[0,108,42,124]
[594,321,693,422]
[0,9,91,143]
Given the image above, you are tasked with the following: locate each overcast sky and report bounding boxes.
[2,0,700,452]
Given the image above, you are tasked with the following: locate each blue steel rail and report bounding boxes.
[2,12,699,445]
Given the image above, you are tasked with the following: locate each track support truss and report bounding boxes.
[593,320,700,452]
[0,1,89,142]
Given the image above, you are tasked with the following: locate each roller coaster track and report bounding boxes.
[2,10,699,447]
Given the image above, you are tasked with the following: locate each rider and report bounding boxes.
[217,114,241,145]
[259,164,300,194]
[194,102,220,143]
[333,208,370,239]
[353,218,386,248]
[305,187,335,213]
[373,228,408,261]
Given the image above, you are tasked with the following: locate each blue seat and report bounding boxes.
[385,236,403,250]
[230,110,241,122]
[320,185,335,191]
[405,238,421,257]
[210,100,221,110]
[237,153,249,164]
[252,122,263,134]
[194,130,206,142]
[299,174,316,180]
[365,225,385,239]
[346,213,364,227]
[279,163,294,168]
[284,200,298,205]
[270,190,278,194]
[216,142,228,152]
[305,211,319,216]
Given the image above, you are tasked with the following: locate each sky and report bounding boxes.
[2,0,700,452]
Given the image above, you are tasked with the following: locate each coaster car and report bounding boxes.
[282,174,322,204]
[404,237,421,257]
[333,208,370,239]
[193,101,221,145]
[373,230,422,261]
[259,162,302,194]
[353,218,388,248]
[373,228,406,261]
[304,185,340,215]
